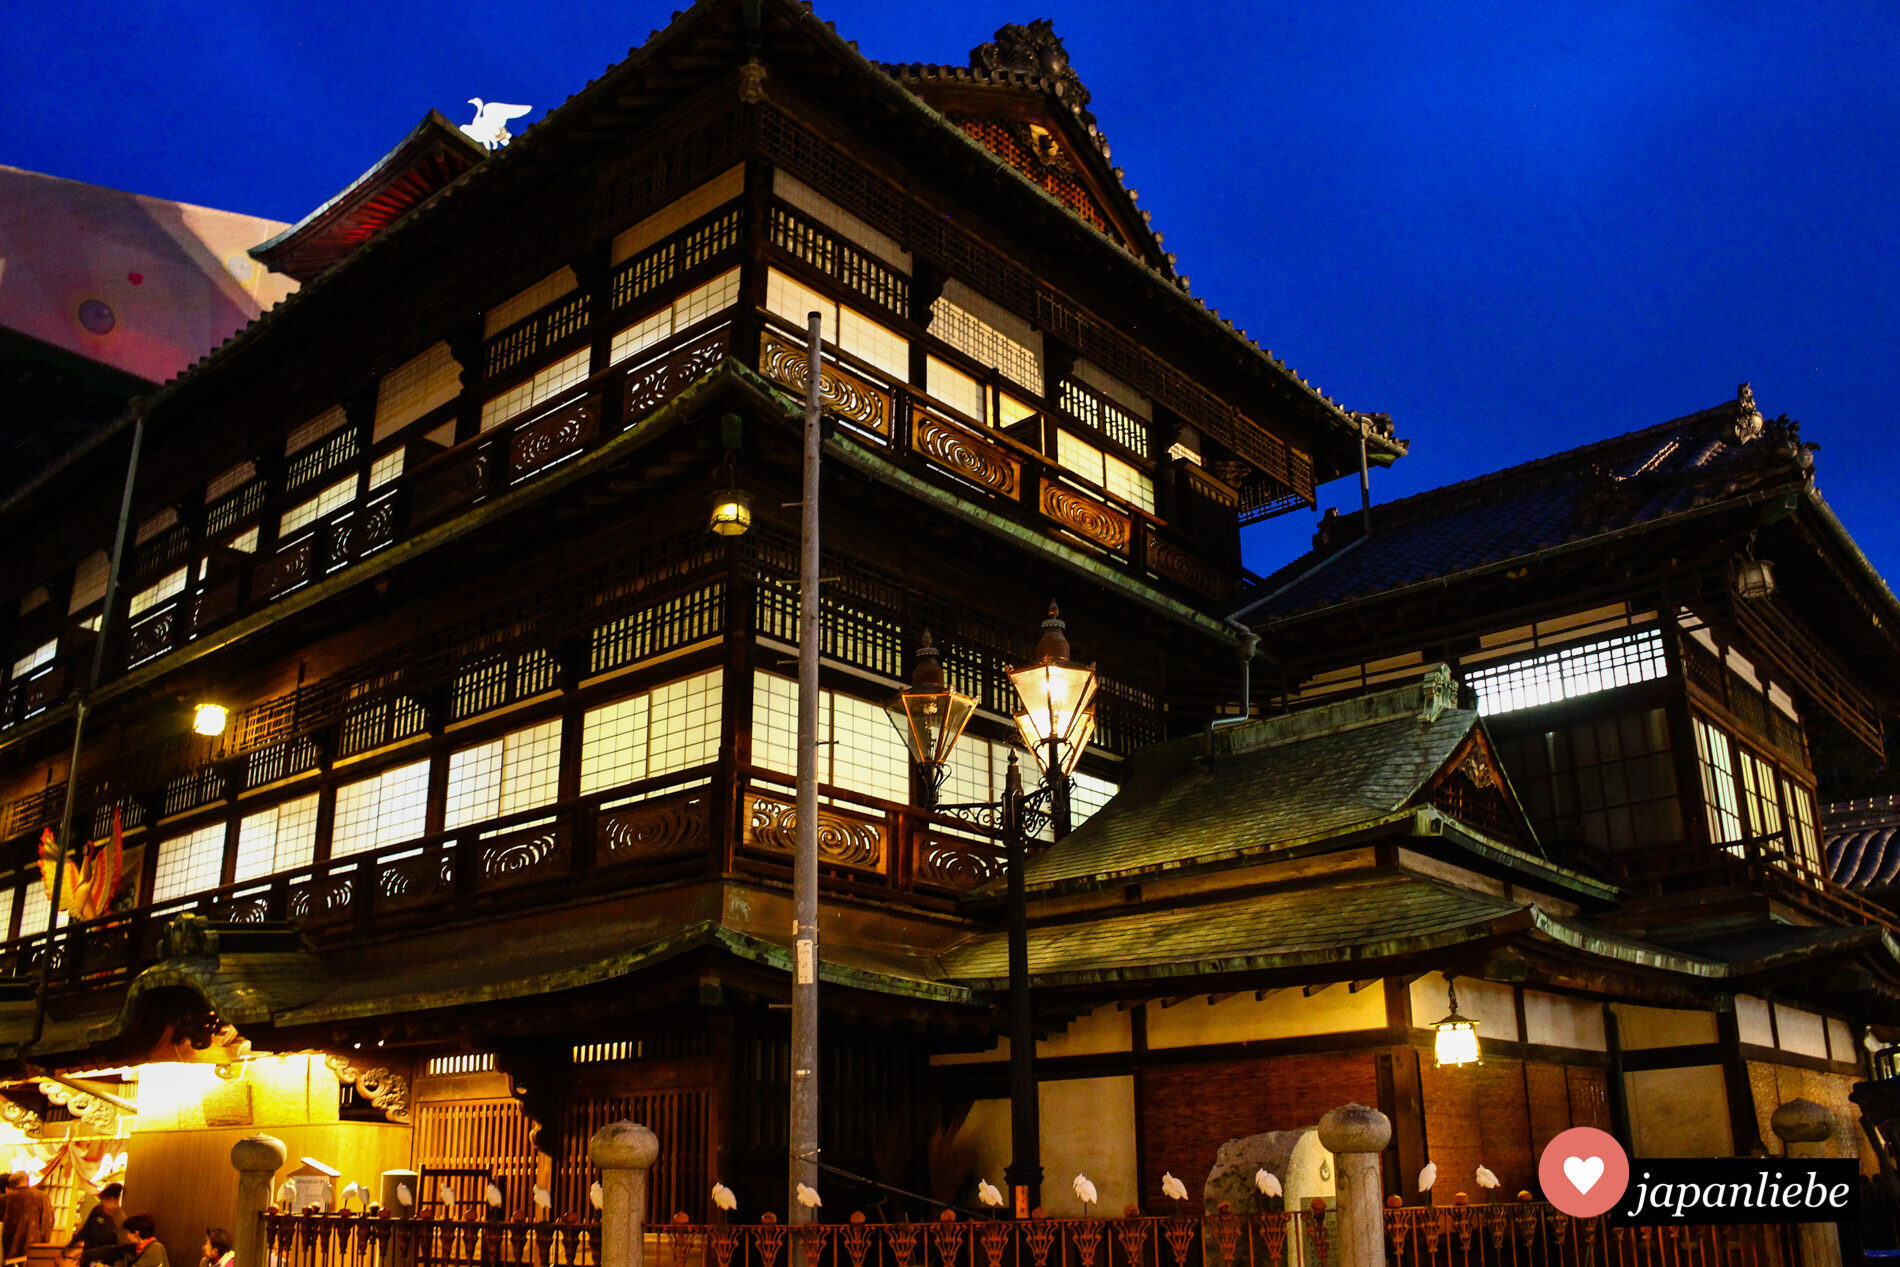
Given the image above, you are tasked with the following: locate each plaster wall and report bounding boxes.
[1624,1066,1731,1157]
[1772,1005,1828,1060]
[1410,974,1516,1041]
[1744,1062,1873,1176]
[1520,992,1606,1051]
[951,1079,1139,1216]
[1611,1004,1718,1050]
[1146,984,1384,1049]
[1735,996,1774,1047]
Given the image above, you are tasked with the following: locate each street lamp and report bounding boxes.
[881,631,977,810]
[192,703,229,737]
[888,601,1098,1217]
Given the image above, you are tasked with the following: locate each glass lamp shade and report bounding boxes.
[1734,557,1776,601]
[884,685,979,772]
[192,703,229,737]
[884,631,979,782]
[1007,603,1098,776]
[1014,706,1095,777]
[1432,1013,1480,1067]
[708,488,754,537]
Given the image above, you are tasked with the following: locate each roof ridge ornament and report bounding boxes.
[1727,381,1765,445]
[461,98,532,150]
[971,19,1093,117]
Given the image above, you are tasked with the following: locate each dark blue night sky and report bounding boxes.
[10,1,1897,585]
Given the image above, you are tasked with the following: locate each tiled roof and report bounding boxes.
[1238,391,1809,623]
[1018,669,1480,890]
[941,872,1527,986]
[1826,796,1900,891]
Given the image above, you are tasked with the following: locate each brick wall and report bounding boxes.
[1136,1051,1378,1205]
[1418,1058,1609,1200]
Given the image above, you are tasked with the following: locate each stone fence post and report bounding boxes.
[230,1134,287,1267]
[590,1120,660,1267]
[1770,1098,1842,1267]
[1318,1104,1391,1267]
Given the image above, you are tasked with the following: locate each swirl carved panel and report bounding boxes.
[1040,480,1130,553]
[912,408,1020,498]
[1145,529,1228,600]
[509,395,601,480]
[744,792,887,873]
[598,794,709,863]
[625,328,730,416]
[478,826,571,891]
[759,333,892,437]
[376,851,452,910]
[915,837,1005,894]
[287,874,354,925]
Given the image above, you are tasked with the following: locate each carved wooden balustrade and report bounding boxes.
[0,760,1015,995]
[751,312,1233,606]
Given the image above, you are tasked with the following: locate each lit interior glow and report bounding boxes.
[192,703,229,737]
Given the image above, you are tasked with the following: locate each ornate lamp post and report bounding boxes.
[886,602,1097,1216]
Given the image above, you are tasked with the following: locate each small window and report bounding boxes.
[127,568,189,619]
[374,343,462,442]
[445,719,563,830]
[610,269,740,366]
[485,267,579,339]
[68,552,110,613]
[286,406,350,457]
[331,759,432,859]
[1694,719,1744,847]
[367,449,405,492]
[1056,431,1154,513]
[10,640,57,682]
[134,507,179,544]
[205,460,259,504]
[930,281,1040,391]
[481,348,590,433]
[765,270,909,383]
[234,794,320,881]
[152,822,228,902]
[1467,629,1667,718]
[580,669,723,794]
[279,475,358,538]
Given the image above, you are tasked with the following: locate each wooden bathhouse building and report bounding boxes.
[1,1,1898,1260]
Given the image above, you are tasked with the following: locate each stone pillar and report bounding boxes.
[1318,1104,1391,1267]
[230,1134,287,1267]
[1770,1099,1842,1267]
[590,1120,660,1267]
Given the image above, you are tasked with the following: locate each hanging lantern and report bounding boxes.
[1007,603,1098,777]
[883,632,979,807]
[1432,977,1481,1067]
[1734,557,1776,601]
[708,488,754,537]
[192,703,229,737]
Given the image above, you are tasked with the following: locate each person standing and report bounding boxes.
[117,1219,164,1267]
[196,1230,231,1267]
[2,1172,51,1266]
[68,1183,127,1266]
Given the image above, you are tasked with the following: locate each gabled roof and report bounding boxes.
[882,20,1166,270]
[250,111,487,282]
[1239,389,1803,624]
[1012,667,1553,894]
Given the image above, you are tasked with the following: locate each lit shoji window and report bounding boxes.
[580,669,723,794]
[128,568,189,618]
[1466,629,1667,718]
[152,822,228,902]
[374,343,461,442]
[481,349,590,433]
[279,475,358,538]
[925,357,1037,431]
[234,793,321,882]
[331,759,432,859]
[611,269,740,365]
[69,551,110,614]
[10,640,56,682]
[485,268,578,339]
[19,881,63,934]
[445,719,563,830]
[1694,719,1745,847]
[1783,776,1820,872]
[286,405,349,456]
[1737,748,1784,841]
[929,281,1040,391]
[1055,430,1155,513]
[765,270,909,382]
[0,885,15,941]
[751,671,930,806]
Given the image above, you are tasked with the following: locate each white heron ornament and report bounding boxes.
[589,1182,603,1211]
[485,1182,505,1209]
[795,1183,822,1209]
[1161,1172,1189,1206]
[1475,1165,1500,1190]
[1254,1168,1282,1199]
[977,1179,1004,1210]
[1418,1162,1438,1195]
[532,1187,552,1218]
[461,100,532,150]
[397,1183,414,1210]
[711,1183,738,1212]
[440,1182,458,1216]
[1072,1174,1097,1214]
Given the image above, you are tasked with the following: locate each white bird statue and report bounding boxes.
[1072,1174,1098,1210]
[485,1182,505,1208]
[532,1187,552,1212]
[589,1182,603,1211]
[1254,1169,1282,1199]
[278,1180,296,1207]
[1418,1161,1438,1193]
[711,1183,738,1212]
[977,1179,1004,1208]
[441,1181,458,1214]
[342,1181,363,1209]
[795,1183,822,1209]
[1161,1172,1189,1203]
[462,99,532,150]
[397,1183,414,1209]
[1475,1165,1500,1190]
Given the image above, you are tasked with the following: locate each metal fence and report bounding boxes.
[264,1204,1808,1267]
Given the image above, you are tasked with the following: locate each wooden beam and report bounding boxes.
[1303,982,1335,998]
[1349,979,1378,993]
[1205,992,1236,1006]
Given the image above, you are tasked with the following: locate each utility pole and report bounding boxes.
[788,311,823,1220]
